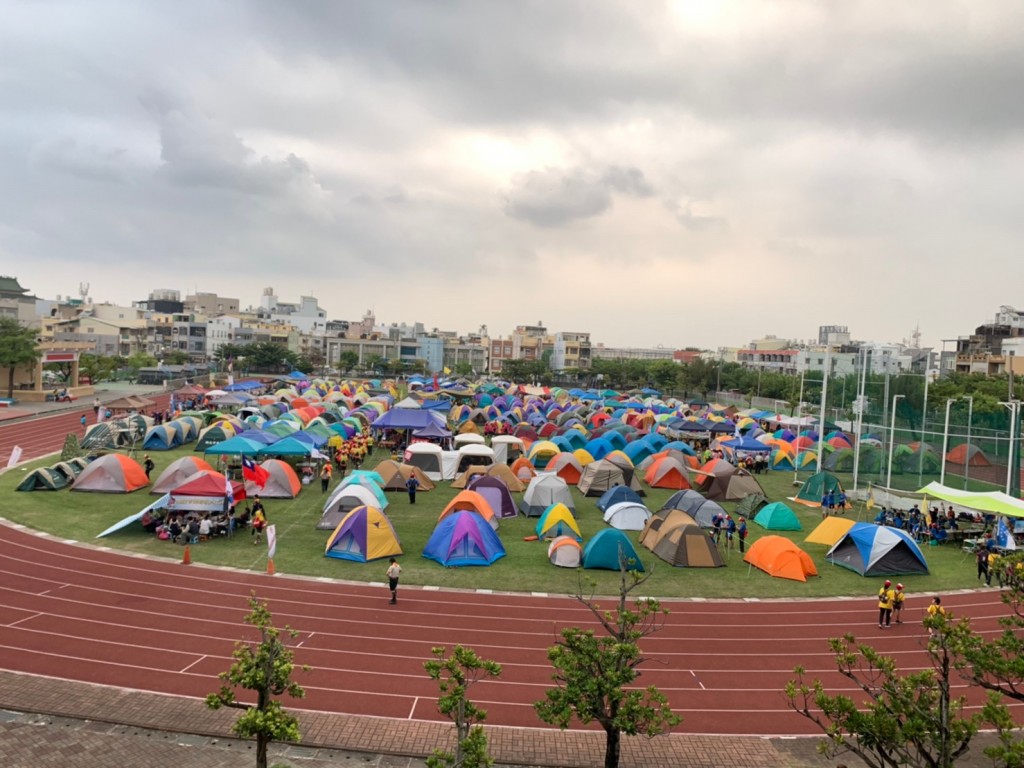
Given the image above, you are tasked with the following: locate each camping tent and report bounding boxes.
[582,529,645,571]
[440,491,499,530]
[548,535,583,568]
[603,501,652,531]
[166,470,244,512]
[244,459,301,498]
[793,471,845,508]
[649,523,725,568]
[577,459,643,497]
[639,509,699,549]
[536,503,583,540]
[422,511,506,567]
[804,516,856,547]
[375,460,435,492]
[519,474,575,517]
[744,536,818,582]
[692,461,763,501]
[946,444,991,466]
[16,467,67,491]
[318,484,385,530]
[596,485,644,513]
[545,452,584,485]
[643,456,692,490]
[752,502,803,531]
[151,456,216,494]
[404,442,444,480]
[825,523,929,576]
[659,489,726,529]
[466,475,518,519]
[71,454,149,493]
[735,493,768,520]
[324,506,402,562]
[334,476,388,507]
[456,444,495,473]
[491,435,525,465]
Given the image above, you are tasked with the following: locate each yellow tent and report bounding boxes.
[804,516,856,546]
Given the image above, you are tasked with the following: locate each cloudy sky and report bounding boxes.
[3,1,1022,352]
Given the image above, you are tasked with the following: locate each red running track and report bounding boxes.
[0,393,171,466]
[0,521,1015,736]
[0,407,1018,735]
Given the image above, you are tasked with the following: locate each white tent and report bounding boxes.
[405,442,445,480]
[603,501,652,531]
[491,435,525,465]
[519,474,575,517]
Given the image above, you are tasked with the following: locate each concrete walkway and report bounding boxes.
[5,669,1013,768]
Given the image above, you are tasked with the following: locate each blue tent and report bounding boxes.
[596,485,644,513]
[582,529,645,572]
[422,511,506,567]
[142,424,183,451]
[203,435,265,455]
[257,436,315,456]
[825,523,929,576]
[721,435,772,453]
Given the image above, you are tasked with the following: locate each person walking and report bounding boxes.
[976,542,992,585]
[737,517,748,553]
[320,462,332,493]
[80,414,87,432]
[927,596,946,637]
[877,579,895,628]
[143,454,155,479]
[725,515,737,550]
[406,474,420,504]
[892,583,905,624]
[386,557,401,604]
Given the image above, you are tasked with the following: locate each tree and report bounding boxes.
[337,350,359,374]
[534,558,680,768]
[423,645,502,768]
[206,595,308,768]
[0,318,40,398]
[786,618,983,768]
[162,349,189,365]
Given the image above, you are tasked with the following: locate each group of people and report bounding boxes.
[819,489,849,518]
[146,495,268,545]
[710,512,748,552]
[876,579,948,635]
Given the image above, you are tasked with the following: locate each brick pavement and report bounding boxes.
[5,668,979,768]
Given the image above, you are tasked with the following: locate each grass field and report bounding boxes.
[0,446,991,599]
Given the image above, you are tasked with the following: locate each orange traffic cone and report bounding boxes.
[182,545,192,565]
[266,558,275,575]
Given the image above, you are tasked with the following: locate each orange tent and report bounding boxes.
[440,490,498,529]
[946,444,991,466]
[545,453,584,484]
[743,535,818,582]
[643,456,692,490]
[510,456,537,483]
[71,454,149,493]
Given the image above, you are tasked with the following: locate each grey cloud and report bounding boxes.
[504,165,653,227]
[32,138,130,183]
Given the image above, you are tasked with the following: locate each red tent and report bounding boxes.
[167,470,245,512]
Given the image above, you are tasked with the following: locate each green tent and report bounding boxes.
[17,467,68,491]
[752,502,802,531]
[735,492,768,520]
[794,471,845,507]
[823,448,855,472]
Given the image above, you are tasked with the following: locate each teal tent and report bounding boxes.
[752,502,802,531]
[582,529,645,571]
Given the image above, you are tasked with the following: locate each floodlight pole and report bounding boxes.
[816,344,832,472]
[852,347,868,493]
[1000,400,1020,495]
[940,398,955,486]
[793,367,805,485]
[963,396,974,490]
[918,371,932,486]
[886,394,905,489]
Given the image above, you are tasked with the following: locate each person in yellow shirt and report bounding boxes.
[892,583,906,624]
[877,579,896,629]
[926,596,946,637]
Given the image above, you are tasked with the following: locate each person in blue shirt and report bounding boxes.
[737,517,748,553]
[725,515,737,550]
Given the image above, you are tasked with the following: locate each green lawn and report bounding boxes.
[0,447,989,599]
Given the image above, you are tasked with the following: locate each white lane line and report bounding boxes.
[6,612,42,628]
[691,670,705,690]
[408,696,419,719]
[180,656,206,674]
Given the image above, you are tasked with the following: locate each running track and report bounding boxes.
[0,408,1018,736]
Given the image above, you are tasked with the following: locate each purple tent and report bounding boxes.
[422,511,506,567]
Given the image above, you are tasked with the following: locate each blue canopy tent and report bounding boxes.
[203,435,265,455]
[257,436,316,457]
